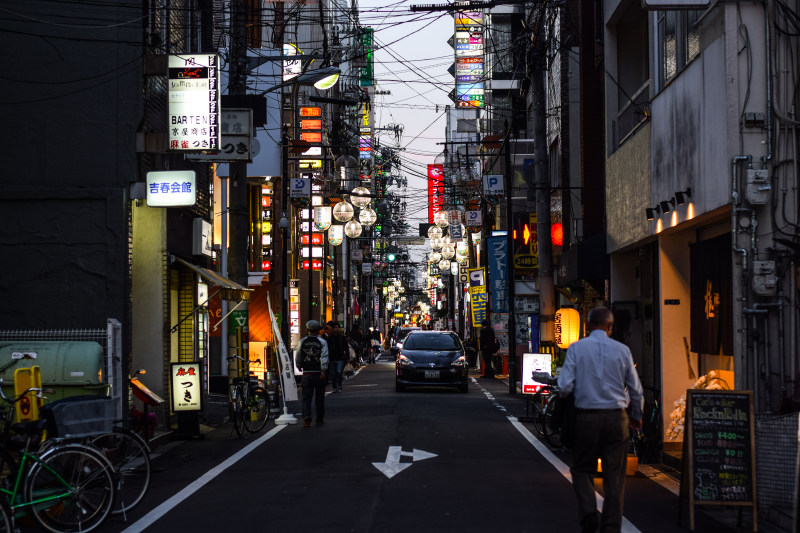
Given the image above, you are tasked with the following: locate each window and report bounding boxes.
[492,22,514,74]
[657,9,702,88]
[404,333,461,350]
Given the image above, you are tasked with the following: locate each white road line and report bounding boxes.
[479,385,642,533]
[120,425,287,533]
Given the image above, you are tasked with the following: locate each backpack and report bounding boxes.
[297,336,323,371]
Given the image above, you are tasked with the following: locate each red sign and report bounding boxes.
[301,259,323,271]
[300,107,321,117]
[427,164,444,223]
[262,261,271,271]
[301,119,322,130]
[300,132,322,143]
[301,234,324,245]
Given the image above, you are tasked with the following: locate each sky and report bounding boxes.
[357,0,455,234]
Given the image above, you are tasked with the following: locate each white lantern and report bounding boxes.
[427,225,443,239]
[314,206,332,231]
[438,258,450,271]
[434,210,449,228]
[442,235,453,245]
[344,219,362,238]
[441,243,455,260]
[333,200,354,222]
[471,231,482,247]
[456,241,469,258]
[351,186,371,208]
[430,237,443,250]
[328,225,344,246]
[429,251,442,263]
[450,262,459,275]
[359,207,377,227]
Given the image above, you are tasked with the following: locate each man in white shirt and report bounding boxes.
[557,306,643,533]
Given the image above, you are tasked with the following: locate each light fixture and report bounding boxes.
[351,187,371,208]
[430,237,443,250]
[660,199,674,213]
[438,258,451,271]
[328,225,344,246]
[313,206,332,231]
[359,207,377,227]
[332,200,354,222]
[427,225,443,239]
[441,243,455,260]
[675,187,692,205]
[645,206,660,220]
[434,211,449,228]
[430,251,442,263]
[344,219,362,238]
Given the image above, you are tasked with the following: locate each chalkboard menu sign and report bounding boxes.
[683,389,757,532]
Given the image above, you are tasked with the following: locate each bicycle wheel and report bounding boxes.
[230,383,246,436]
[543,394,563,448]
[531,394,552,438]
[90,427,151,516]
[243,386,269,433]
[0,496,12,533]
[26,444,115,533]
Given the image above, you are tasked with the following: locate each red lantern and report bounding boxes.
[551,223,563,247]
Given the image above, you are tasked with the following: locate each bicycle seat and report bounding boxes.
[11,418,48,436]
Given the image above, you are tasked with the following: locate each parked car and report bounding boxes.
[389,326,421,357]
[395,330,469,393]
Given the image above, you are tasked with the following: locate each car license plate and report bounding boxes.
[424,370,439,378]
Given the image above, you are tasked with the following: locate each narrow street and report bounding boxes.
[71,357,755,533]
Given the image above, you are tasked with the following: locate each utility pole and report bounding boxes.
[531,13,555,345]
[504,124,517,394]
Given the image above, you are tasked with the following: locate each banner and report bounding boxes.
[267,294,299,402]
[468,267,487,326]
[427,164,444,223]
[487,235,510,313]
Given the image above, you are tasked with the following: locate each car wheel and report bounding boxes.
[395,381,404,392]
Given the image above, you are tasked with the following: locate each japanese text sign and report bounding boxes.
[146,171,197,207]
[487,236,510,313]
[428,164,444,223]
[170,362,202,412]
[168,54,220,151]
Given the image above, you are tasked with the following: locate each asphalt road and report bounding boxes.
[61,356,759,533]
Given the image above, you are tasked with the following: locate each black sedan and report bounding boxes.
[395,331,469,393]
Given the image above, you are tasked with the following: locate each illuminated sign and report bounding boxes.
[283,43,302,81]
[428,164,444,223]
[170,362,202,412]
[301,259,324,271]
[298,159,322,169]
[301,119,322,130]
[146,171,197,207]
[300,107,322,117]
[301,234,325,245]
[300,132,322,143]
[168,54,220,151]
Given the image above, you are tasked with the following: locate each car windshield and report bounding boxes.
[403,333,461,350]
[397,329,418,342]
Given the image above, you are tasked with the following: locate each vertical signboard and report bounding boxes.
[428,164,444,223]
[170,362,202,412]
[168,54,220,151]
[468,267,487,326]
[453,10,484,108]
[487,235,509,313]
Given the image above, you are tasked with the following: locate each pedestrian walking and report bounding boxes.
[368,327,381,363]
[295,320,329,427]
[326,320,348,393]
[348,322,365,364]
[556,306,643,533]
[479,319,498,378]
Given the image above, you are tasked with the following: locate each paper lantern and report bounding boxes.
[434,211,448,228]
[430,237,443,250]
[441,243,455,259]
[314,206,332,231]
[427,225,443,239]
[438,259,450,271]
[551,222,563,247]
[554,308,581,349]
[328,225,344,246]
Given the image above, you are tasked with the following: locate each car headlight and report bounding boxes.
[397,355,414,366]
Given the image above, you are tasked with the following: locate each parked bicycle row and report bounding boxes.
[0,381,151,533]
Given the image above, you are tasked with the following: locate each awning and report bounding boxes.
[176,258,252,302]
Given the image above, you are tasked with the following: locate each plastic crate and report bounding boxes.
[40,396,113,439]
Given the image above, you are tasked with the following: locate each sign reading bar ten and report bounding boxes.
[168,54,221,151]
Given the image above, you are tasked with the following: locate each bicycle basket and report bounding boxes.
[39,395,113,438]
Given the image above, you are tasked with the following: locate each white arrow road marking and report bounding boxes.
[373,446,438,479]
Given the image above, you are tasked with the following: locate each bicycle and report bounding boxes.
[0,391,116,533]
[228,355,270,435]
[529,385,558,441]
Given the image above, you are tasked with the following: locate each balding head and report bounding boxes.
[587,306,614,334]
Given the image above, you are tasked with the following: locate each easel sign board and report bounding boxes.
[521,353,552,394]
[684,389,757,532]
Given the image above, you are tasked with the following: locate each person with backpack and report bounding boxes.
[295,320,329,427]
[325,320,348,393]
